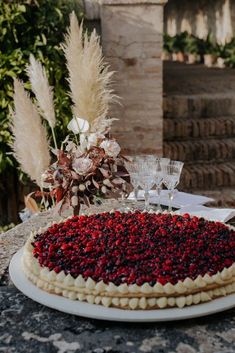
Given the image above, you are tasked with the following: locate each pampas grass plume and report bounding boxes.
[11,79,50,186]
[27,54,57,148]
[63,12,117,129]
[27,54,56,129]
[62,12,83,116]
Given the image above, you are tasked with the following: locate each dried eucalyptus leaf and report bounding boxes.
[83,195,90,207]
[103,179,113,188]
[92,177,100,189]
[99,167,110,178]
[71,171,79,180]
[112,178,124,185]
[116,171,129,177]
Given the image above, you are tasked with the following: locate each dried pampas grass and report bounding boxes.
[27,54,57,148]
[62,12,117,130]
[62,12,83,115]
[11,79,50,186]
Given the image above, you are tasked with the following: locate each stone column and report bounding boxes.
[100,0,167,155]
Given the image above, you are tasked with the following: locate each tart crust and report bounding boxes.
[22,212,235,310]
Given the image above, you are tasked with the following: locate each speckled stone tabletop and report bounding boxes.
[1,201,235,353]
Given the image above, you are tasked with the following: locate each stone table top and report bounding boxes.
[1,202,235,353]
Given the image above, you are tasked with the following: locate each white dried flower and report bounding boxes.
[87,133,98,147]
[65,141,77,153]
[67,116,89,134]
[73,157,93,175]
[41,172,51,188]
[100,140,121,158]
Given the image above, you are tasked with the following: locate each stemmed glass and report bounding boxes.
[162,160,184,212]
[124,156,140,208]
[155,158,170,211]
[137,155,156,210]
[138,174,155,210]
[119,182,129,211]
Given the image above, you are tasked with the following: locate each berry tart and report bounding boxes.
[22,211,235,310]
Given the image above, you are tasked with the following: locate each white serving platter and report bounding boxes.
[9,248,235,322]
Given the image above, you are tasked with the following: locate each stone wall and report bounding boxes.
[164,0,235,44]
[99,0,167,156]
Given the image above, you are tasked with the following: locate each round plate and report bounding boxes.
[9,248,235,322]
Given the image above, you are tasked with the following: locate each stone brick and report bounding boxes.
[179,163,235,190]
[164,95,235,119]
[164,117,235,141]
[164,139,235,163]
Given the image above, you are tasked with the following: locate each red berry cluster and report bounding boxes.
[32,212,235,286]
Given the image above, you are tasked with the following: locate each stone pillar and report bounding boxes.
[100,0,167,155]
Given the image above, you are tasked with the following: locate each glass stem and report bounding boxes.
[157,186,162,211]
[134,187,138,202]
[144,190,150,210]
[168,191,174,212]
[121,192,126,209]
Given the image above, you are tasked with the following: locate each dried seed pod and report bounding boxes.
[72,186,79,193]
[79,184,86,191]
[71,195,78,206]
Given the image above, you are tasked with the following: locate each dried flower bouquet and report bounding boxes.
[11,13,129,215]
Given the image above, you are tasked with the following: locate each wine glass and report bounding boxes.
[160,158,171,168]
[155,158,170,211]
[119,182,130,211]
[136,154,156,169]
[124,156,140,208]
[138,158,156,210]
[162,160,184,212]
[138,174,155,210]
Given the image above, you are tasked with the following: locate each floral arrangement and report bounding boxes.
[11,13,129,215]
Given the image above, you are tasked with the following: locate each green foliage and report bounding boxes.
[221,39,235,67]
[198,33,217,55]
[185,34,200,54]
[164,32,201,55]
[163,32,235,66]
[171,32,188,53]
[0,0,84,174]
[163,33,174,53]
[216,43,228,59]
[163,32,220,56]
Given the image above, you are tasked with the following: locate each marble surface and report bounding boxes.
[1,286,235,353]
[1,202,235,352]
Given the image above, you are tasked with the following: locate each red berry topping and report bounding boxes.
[31,212,235,286]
